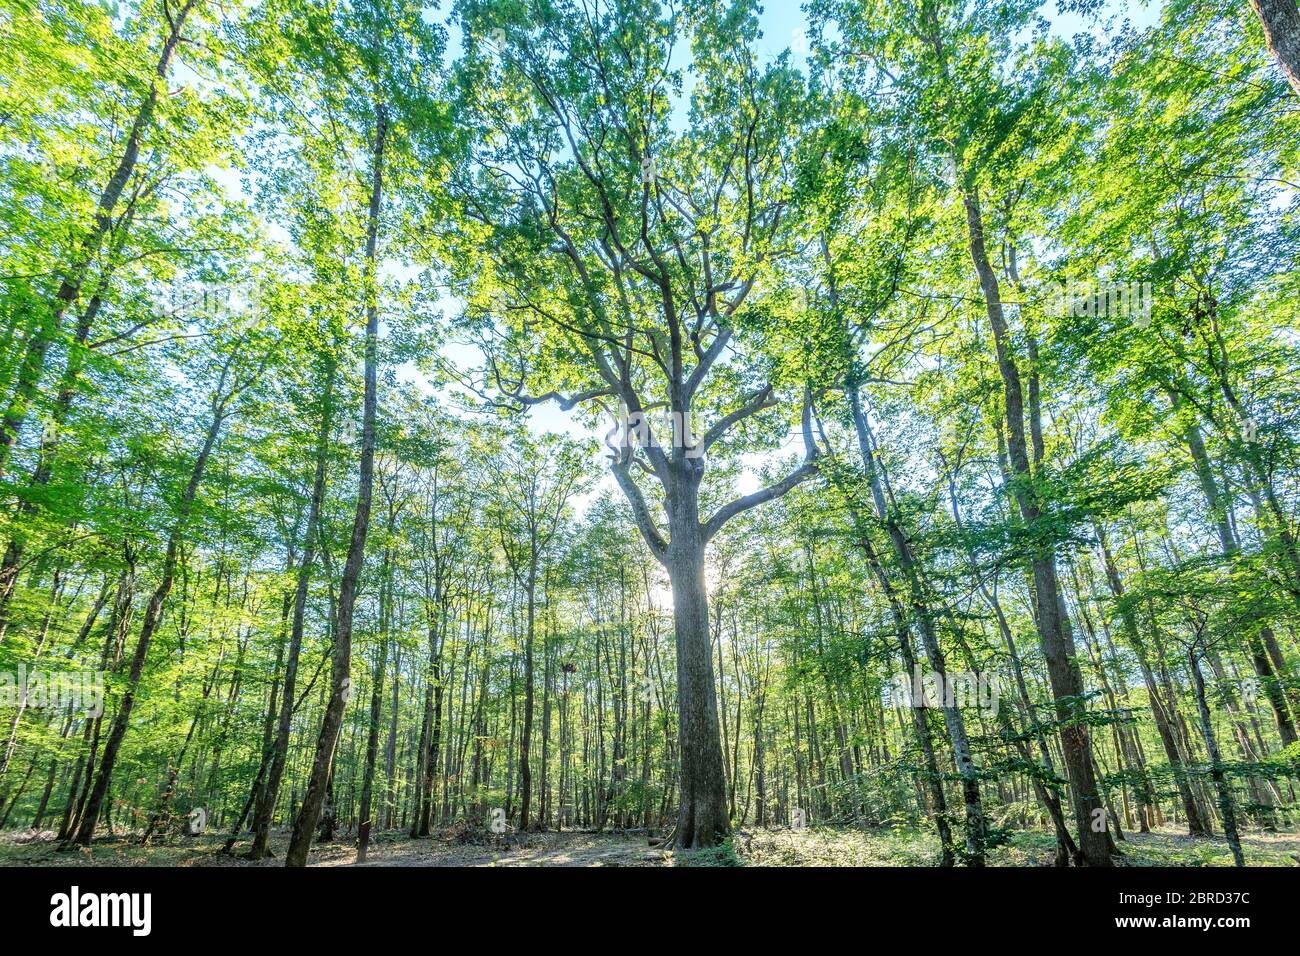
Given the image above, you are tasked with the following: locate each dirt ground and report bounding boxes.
[2,825,1298,867]
[0,827,674,867]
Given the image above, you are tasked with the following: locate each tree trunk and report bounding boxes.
[665,479,728,849]
[519,563,537,830]
[846,381,987,863]
[0,1,196,481]
[961,183,1111,866]
[1251,0,1300,97]
[1096,524,1213,835]
[356,634,388,862]
[284,102,386,868]
[247,358,335,858]
[1188,649,1246,867]
[70,384,225,846]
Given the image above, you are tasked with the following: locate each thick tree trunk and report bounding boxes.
[665,482,728,849]
[1252,0,1300,97]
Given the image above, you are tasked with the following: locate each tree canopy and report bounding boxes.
[0,0,1299,873]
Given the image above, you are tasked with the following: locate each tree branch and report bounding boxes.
[701,388,821,542]
[610,459,667,561]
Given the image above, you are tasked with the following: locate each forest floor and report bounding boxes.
[2,825,1298,867]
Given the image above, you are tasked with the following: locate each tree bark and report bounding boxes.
[1251,0,1300,97]
[847,381,988,864]
[1096,524,1213,835]
[517,558,538,830]
[356,634,388,862]
[0,1,196,480]
[665,480,729,849]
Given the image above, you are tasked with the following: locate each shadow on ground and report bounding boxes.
[2,825,1298,867]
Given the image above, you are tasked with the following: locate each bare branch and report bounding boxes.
[701,387,821,542]
[610,460,667,561]
[700,383,776,453]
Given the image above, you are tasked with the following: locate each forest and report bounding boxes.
[0,0,1299,872]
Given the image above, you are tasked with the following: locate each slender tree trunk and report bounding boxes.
[519,563,537,830]
[247,360,335,858]
[0,289,111,637]
[70,383,226,846]
[846,381,987,864]
[356,546,390,868]
[1188,649,1246,867]
[356,602,390,861]
[852,527,957,865]
[1174,393,1299,744]
[961,183,1110,866]
[0,2,196,481]
[1096,524,1212,834]
[285,103,386,868]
